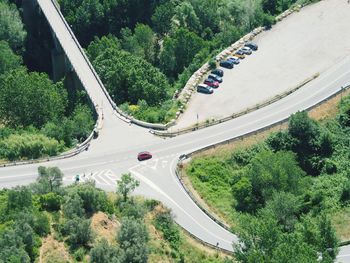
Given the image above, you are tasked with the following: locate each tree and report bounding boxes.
[0,1,26,53]
[151,2,175,35]
[36,166,63,193]
[172,2,202,33]
[0,68,67,128]
[6,186,32,212]
[15,223,38,261]
[0,40,22,75]
[62,193,85,219]
[288,111,333,175]
[160,27,206,78]
[117,173,140,202]
[64,217,93,249]
[72,183,112,215]
[263,191,301,232]
[70,104,95,142]
[117,217,149,263]
[90,238,121,263]
[231,150,306,213]
[0,229,30,263]
[90,47,170,106]
[39,192,62,211]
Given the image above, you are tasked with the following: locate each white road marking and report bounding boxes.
[129,165,231,245]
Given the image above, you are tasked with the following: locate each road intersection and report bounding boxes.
[1,0,350,259]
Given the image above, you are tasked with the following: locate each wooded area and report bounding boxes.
[0,0,95,161]
[186,94,350,262]
[57,0,316,123]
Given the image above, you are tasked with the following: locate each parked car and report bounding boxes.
[234,50,245,59]
[197,84,214,94]
[241,46,252,55]
[137,151,152,161]
[204,78,219,88]
[208,73,223,83]
[211,68,224,77]
[227,57,240,64]
[219,60,234,69]
[244,41,258,51]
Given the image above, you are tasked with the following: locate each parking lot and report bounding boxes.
[173,0,350,130]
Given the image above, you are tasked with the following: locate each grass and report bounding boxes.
[331,205,350,242]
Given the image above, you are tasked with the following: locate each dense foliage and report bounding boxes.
[0,167,231,262]
[58,0,312,123]
[187,94,350,262]
[0,0,95,161]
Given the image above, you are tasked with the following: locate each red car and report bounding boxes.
[204,78,219,88]
[137,151,152,161]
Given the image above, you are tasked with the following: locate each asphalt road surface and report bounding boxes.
[1,0,349,260]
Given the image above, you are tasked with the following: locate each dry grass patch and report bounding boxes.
[91,211,120,244]
[39,235,72,263]
[332,206,350,242]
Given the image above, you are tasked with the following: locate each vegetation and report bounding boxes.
[56,0,314,123]
[0,0,95,161]
[186,94,350,262]
[0,167,233,262]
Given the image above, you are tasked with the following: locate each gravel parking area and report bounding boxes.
[173,0,350,130]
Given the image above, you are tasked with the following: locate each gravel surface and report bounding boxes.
[174,0,350,130]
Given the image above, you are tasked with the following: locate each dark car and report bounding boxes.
[208,73,223,83]
[204,78,219,88]
[211,68,224,77]
[234,50,245,59]
[137,151,152,161]
[220,60,234,69]
[197,84,213,94]
[245,41,258,51]
[227,57,240,64]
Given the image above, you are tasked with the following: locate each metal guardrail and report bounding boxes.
[153,73,320,137]
[172,84,350,253]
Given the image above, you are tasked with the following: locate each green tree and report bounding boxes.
[70,104,94,142]
[172,2,202,33]
[232,150,306,213]
[0,40,22,75]
[263,191,301,232]
[91,47,170,106]
[160,27,206,78]
[117,217,149,263]
[151,2,175,35]
[6,186,32,212]
[90,238,121,263]
[0,229,30,263]
[62,193,85,219]
[0,0,26,53]
[64,217,93,249]
[0,68,67,128]
[39,192,62,211]
[36,166,63,193]
[117,173,140,202]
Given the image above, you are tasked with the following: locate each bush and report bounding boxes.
[0,132,64,161]
[39,192,62,211]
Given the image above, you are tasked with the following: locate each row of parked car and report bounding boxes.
[197,42,258,94]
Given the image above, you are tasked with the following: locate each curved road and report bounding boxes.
[0,0,349,259]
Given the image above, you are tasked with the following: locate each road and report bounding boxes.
[0,0,349,260]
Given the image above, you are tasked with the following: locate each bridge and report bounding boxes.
[1,0,350,259]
